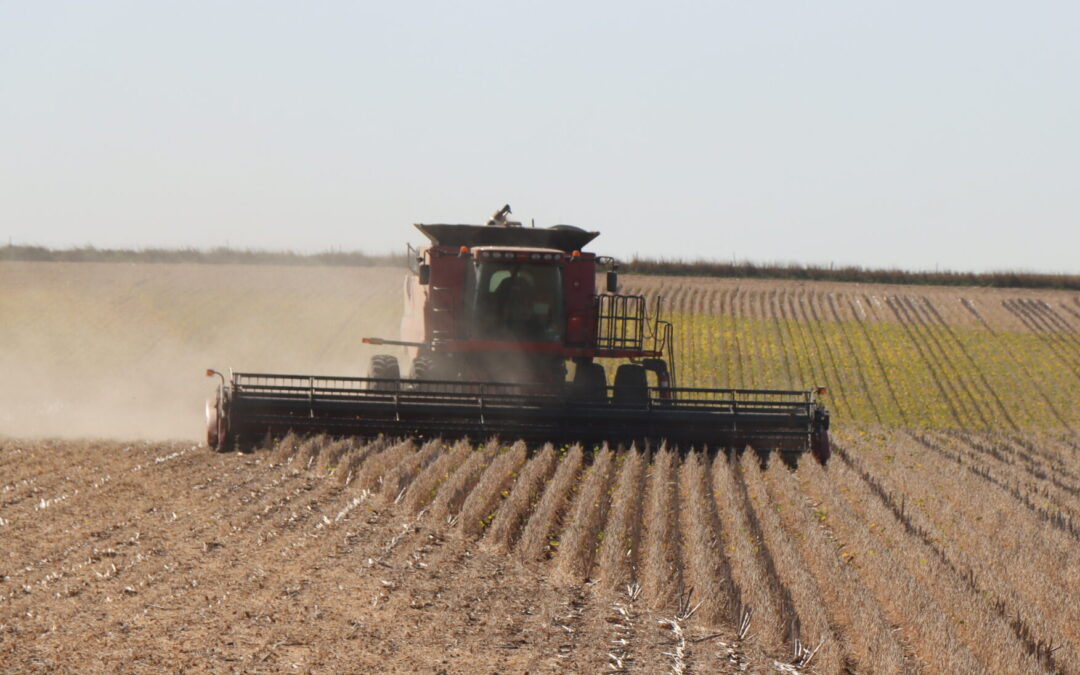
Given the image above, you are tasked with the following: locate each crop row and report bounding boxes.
[640,284,1080,431]
[252,431,1077,673]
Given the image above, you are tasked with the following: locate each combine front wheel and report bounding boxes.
[613,363,649,407]
[409,355,433,380]
[572,362,607,402]
[367,354,400,391]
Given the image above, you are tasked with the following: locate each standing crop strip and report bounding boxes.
[655,281,1080,431]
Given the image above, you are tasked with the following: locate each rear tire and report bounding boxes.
[572,362,607,402]
[613,363,649,407]
[367,354,400,391]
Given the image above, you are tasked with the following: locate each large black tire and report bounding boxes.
[613,363,649,407]
[409,355,433,380]
[367,354,400,391]
[572,362,607,402]
[410,354,451,392]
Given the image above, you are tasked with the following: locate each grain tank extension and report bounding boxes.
[206,206,830,463]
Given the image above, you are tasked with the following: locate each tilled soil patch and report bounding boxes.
[1,439,772,674]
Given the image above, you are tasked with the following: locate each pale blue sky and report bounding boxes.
[2,2,1078,272]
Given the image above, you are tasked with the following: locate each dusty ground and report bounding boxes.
[0,439,778,674]
[5,430,1077,674]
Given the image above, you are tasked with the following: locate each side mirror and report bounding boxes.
[418,264,430,285]
[606,270,618,293]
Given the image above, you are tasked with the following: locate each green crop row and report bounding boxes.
[670,311,1080,432]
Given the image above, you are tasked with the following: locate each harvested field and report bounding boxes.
[0,438,774,672]
[4,432,1078,673]
[2,261,1080,672]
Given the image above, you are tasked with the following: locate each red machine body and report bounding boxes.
[374,222,673,388]
[400,246,603,360]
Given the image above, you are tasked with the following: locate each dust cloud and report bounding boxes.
[0,261,404,441]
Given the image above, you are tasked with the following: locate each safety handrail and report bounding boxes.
[231,372,821,416]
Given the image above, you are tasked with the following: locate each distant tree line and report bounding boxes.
[0,244,405,267]
[3,243,1078,291]
[620,257,1080,291]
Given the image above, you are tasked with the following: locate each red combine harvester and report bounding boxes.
[206,206,830,463]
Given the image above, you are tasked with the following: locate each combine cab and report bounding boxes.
[207,206,830,463]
